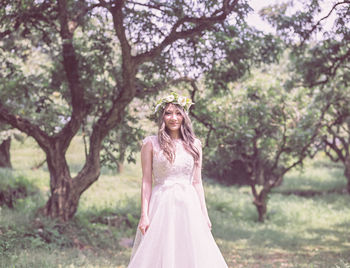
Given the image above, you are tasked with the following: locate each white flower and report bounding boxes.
[177,96,187,106]
[52,91,60,98]
[154,104,161,113]
[153,93,194,114]
[165,95,175,102]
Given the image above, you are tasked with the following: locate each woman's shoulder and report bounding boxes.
[193,137,202,148]
[142,135,158,147]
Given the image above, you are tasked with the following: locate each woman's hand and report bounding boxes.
[138,215,150,235]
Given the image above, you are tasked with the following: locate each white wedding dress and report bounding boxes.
[128,136,228,268]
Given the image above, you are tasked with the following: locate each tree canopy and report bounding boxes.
[0,0,252,220]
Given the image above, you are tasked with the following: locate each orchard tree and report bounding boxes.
[0,0,248,220]
[190,63,330,222]
[320,77,350,193]
[260,0,350,192]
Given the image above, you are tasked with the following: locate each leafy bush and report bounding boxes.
[0,169,38,208]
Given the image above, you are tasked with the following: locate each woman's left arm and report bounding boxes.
[192,139,212,229]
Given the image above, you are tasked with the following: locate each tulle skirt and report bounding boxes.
[128,181,228,268]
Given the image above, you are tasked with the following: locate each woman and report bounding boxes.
[128,92,228,268]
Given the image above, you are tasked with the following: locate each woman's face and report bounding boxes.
[163,104,183,133]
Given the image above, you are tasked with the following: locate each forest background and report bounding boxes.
[0,0,350,267]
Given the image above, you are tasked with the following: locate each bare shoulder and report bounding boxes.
[141,136,155,152]
[194,138,202,149]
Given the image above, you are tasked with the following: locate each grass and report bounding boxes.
[0,137,350,267]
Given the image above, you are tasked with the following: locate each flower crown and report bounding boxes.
[154,92,194,114]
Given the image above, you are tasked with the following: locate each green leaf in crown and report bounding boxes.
[153,92,194,114]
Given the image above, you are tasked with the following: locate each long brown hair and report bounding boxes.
[157,103,200,165]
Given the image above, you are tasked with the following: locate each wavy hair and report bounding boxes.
[157,103,200,165]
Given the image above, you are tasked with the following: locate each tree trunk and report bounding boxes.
[344,156,350,194]
[0,137,12,168]
[42,177,79,221]
[40,149,79,221]
[253,188,270,222]
[117,161,124,173]
[39,139,102,221]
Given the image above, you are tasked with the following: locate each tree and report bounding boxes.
[190,60,329,222]
[260,0,350,193]
[0,0,244,220]
[320,77,350,193]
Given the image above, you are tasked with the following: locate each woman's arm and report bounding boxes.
[138,140,153,235]
[192,139,212,229]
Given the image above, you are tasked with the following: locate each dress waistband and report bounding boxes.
[154,179,191,186]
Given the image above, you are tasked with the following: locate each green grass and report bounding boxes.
[275,156,347,193]
[0,137,350,267]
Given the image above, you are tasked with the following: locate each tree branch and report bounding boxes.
[135,77,196,99]
[272,101,287,170]
[324,144,340,162]
[127,1,172,14]
[111,1,132,62]
[134,0,238,64]
[0,103,50,152]
[300,1,350,45]
[308,48,350,87]
[324,136,345,162]
[55,0,87,150]
[0,1,58,39]
[325,126,347,162]
[283,100,332,174]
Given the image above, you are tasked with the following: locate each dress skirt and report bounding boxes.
[128,180,228,268]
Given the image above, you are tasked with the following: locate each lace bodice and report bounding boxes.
[142,136,195,185]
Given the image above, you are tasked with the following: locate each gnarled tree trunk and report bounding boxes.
[41,148,77,220]
[40,136,102,220]
[0,137,11,168]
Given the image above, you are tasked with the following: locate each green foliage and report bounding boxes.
[260,0,350,88]
[257,0,350,193]
[197,61,322,186]
[204,25,283,93]
[100,113,145,171]
[0,169,36,191]
[0,0,262,200]
[0,168,38,208]
[191,49,332,221]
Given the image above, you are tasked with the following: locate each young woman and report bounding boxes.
[128,92,228,268]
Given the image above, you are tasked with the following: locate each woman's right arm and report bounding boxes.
[138,140,153,235]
